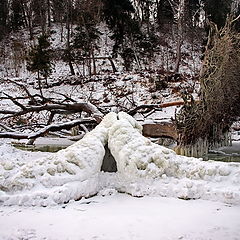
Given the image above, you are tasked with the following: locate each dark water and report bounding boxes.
[203,153,240,162]
[14,144,67,152]
[203,142,240,162]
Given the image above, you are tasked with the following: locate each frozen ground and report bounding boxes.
[0,193,240,240]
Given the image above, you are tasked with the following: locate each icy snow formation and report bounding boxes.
[0,113,117,206]
[0,112,240,206]
[108,112,240,203]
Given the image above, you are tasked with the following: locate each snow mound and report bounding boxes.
[0,112,240,206]
[108,113,240,203]
[0,113,117,206]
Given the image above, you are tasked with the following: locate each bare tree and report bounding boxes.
[65,0,75,75]
[20,0,34,40]
[0,78,103,142]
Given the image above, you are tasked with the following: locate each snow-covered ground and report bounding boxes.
[1,193,240,240]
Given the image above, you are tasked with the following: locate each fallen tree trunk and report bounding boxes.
[0,99,195,141]
[1,78,202,142]
[0,119,96,140]
[0,102,102,120]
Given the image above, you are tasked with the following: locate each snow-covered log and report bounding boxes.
[0,102,103,119]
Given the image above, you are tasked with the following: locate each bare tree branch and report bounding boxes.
[0,123,16,132]
[128,100,200,116]
[3,93,26,110]
[1,101,103,120]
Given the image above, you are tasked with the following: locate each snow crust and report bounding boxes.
[0,112,240,206]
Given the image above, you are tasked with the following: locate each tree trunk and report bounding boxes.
[174,37,182,73]
[69,60,75,75]
[66,0,75,75]
[47,0,51,28]
[23,0,34,40]
[92,49,97,75]
[174,0,186,73]
[109,58,117,72]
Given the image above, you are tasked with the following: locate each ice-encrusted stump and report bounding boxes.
[108,112,240,203]
[0,113,117,206]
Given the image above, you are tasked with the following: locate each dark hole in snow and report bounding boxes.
[101,145,117,172]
